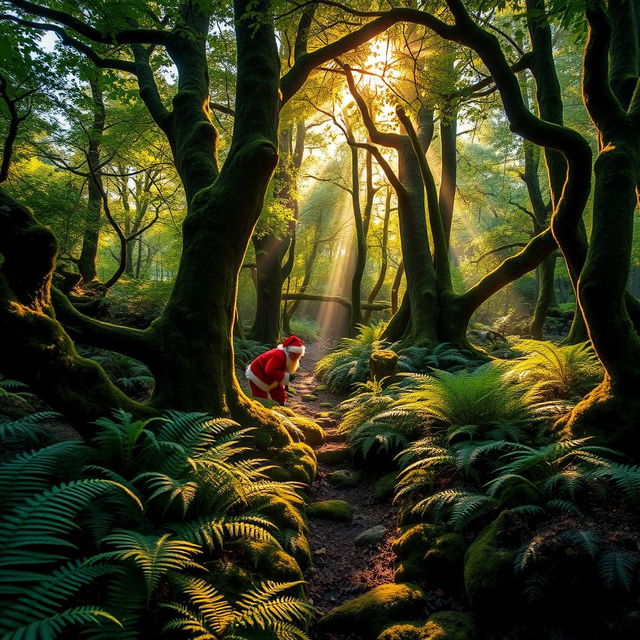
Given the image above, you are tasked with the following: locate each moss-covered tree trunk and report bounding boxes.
[559,2,640,454]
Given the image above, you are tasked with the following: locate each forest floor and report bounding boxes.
[287,340,399,639]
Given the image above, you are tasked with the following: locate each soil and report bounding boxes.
[287,340,401,638]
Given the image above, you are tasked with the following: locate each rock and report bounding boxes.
[464,512,517,618]
[373,472,398,502]
[316,445,351,465]
[302,394,318,401]
[393,524,467,591]
[269,442,317,485]
[354,525,387,546]
[287,416,325,446]
[318,583,426,637]
[320,402,333,408]
[233,540,302,583]
[254,496,310,569]
[377,624,422,640]
[307,499,353,522]
[326,469,363,488]
[420,611,477,639]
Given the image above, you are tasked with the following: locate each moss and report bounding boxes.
[315,384,328,391]
[377,623,422,640]
[253,496,310,570]
[393,524,443,585]
[318,583,426,637]
[369,349,399,382]
[326,469,363,488]
[233,540,302,583]
[302,393,318,401]
[320,402,333,408]
[289,416,325,446]
[316,445,351,465]
[374,472,398,502]
[270,442,317,484]
[420,611,476,639]
[307,499,353,522]
[464,513,517,617]
[272,405,296,417]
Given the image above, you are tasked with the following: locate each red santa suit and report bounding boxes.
[245,336,305,405]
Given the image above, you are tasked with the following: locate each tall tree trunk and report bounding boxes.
[364,186,391,323]
[77,74,105,284]
[558,2,640,456]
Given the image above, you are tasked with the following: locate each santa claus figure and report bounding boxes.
[245,335,305,405]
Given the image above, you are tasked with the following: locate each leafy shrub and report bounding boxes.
[396,343,478,374]
[505,340,603,403]
[394,364,531,435]
[234,337,270,369]
[289,316,320,342]
[105,278,173,328]
[315,324,387,393]
[0,411,312,639]
[78,347,154,396]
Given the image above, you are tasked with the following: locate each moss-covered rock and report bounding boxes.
[302,393,319,401]
[233,540,302,583]
[253,496,310,569]
[318,583,426,637]
[377,623,422,640]
[270,442,317,485]
[290,416,325,446]
[316,445,351,465]
[464,512,518,617]
[393,524,466,591]
[320,402,333,408]
[420,611,476,639]
[373,472,398,502]
[307,499,353,522]
[326,469,363,488]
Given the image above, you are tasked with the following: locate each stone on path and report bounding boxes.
[326,469,362,488]
[354,525,387,547]
[307,499,353,522]
[316,445,351,465]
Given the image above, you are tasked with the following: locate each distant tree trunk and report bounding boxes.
[348,136,364,332]
[250,123,305,345]
[364,186,391,323]
[77,74,105,284]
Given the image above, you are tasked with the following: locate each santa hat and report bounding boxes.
[277,335,305,356]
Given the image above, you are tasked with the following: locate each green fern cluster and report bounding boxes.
[234,338,270,368]
[79,347,155,395]
[0,411,313,639]
[396,343,478,374]
[505,340,603,404]
[315,323,387,393]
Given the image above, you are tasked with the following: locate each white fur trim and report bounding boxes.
[286,345,305,355]
[246,366,275,392]
[277,344,285,350]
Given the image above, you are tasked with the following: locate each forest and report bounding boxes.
[2,0,640,638]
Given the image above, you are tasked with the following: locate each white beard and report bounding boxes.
[285,355,300,373]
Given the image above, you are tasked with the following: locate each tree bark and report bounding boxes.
[77,74,105,284]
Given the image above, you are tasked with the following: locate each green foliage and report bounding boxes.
[0,410,311,639]
[504,340,603,403]
[288,316,320,342]
[396,343,478,374]
[315,324,387,393]
[80,348,154,396]
[163,577,312,640]
[394,364,531,434]
[234,338,270,368]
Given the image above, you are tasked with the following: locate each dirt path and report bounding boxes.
[287,341,400,638]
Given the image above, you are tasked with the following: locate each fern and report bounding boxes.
[315,323,387,393]
[0,411,63,442]
[101,530,204,599]
[599,551,638,590]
